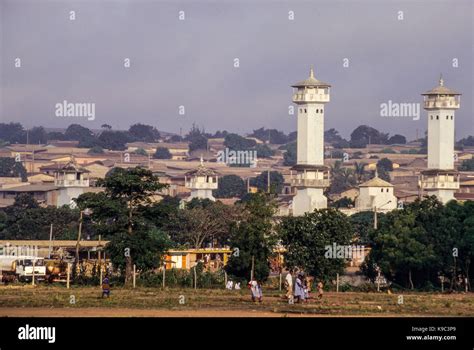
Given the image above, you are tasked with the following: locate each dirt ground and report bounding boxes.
[0,285,473,317]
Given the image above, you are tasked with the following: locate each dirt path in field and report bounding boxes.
[0,307,308,317]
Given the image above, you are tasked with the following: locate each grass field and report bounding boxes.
[0,285,473,317]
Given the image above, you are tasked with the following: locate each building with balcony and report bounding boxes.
[54,157,91,207]
[419,76,461,204]
[290,67,331,215]
[185,158,218,201]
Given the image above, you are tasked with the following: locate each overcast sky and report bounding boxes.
[1,0,472,140]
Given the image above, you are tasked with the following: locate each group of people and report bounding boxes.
[285,271,323,303]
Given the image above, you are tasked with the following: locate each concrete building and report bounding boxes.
[185,157,218,201]
[419,76,461,203]
[355,170,397,212]
[54,157,91,207]
[290,67,331,215]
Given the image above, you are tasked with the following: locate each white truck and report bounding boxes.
[0,256,47,283]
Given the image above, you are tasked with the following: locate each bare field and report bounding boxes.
[0,285,473,317]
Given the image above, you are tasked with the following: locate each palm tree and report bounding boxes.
[353,162,366,184]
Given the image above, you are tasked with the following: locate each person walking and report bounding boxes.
[285,270,293,300]
[248,279,263,303]
[294,273,306,303]
[102,274,110,298]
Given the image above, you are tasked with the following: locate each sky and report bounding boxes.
[0,0,473,140]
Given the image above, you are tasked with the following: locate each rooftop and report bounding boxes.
[292,67,331,88]
[422,76,461,96]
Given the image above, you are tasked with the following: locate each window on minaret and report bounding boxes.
[451,116,453,120]
[381,188,383,192]
[436,116,439,120]
[304,109,307,113]
[430,116,433,120]
[316,109,319,113]
[321,109,323,113]
[446,116,449,120]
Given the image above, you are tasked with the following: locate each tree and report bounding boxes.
[353,162,367,184]
[255,144,274,158]
[459,159,474,171]
[0,158,27,181]
[153,147,172,159]
[350,125,388,148]
[213,175,246,198]
[279,209,353,281]
[87,146,104,155]
[376,158,393,182]
[329,161,356,194]
[166,202,234,248]
[28,127,48,144]
[283,142,297,166]
[224,133,256,150]
[98,130,130,151]
[129,123,160,142]
[250,127,288,144]
[250,171,284,194]
[64,124,95,145]
[46,131,66,141]
[325,128,348,147]
[225,192,277,282]
[95,167,167,283]
[387,134,406,145]
[134,148,148,156]
[0,123,26,143]
[189,135,208,152]
[106,228,172,272]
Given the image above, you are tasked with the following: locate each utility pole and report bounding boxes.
[48,224,53,259]
[250,256,255,281]
[76,210,84,262]
[267,171,270,193]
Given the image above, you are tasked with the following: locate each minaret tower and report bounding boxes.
[419,75,461,203]
[290,67,331,215]
[185,157,218,201]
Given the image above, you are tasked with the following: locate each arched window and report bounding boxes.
[316,109,319,113]
[436,115,439,120]
[446,116,449,120]
[304,109,307,113]
[321,108,324,113]
[430,116,433,120]
[381,188,383,192]
[451,116,453,120]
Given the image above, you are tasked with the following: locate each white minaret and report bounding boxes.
[185,157,218,201]
[54,156,90,208]
[290,67,331,215]
[419,75,461,204]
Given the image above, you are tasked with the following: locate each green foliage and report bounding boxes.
[0,157,28,181]
[250,127,288,144]
[283,142,297,166]
[65,124,95,146]
[97,130,130,151]
[331,196,354,209]
[387,134,407,145]
[87,146,104,154]
[350,125,388,148]
[106,228,172,272]
[224,133,256,150]
[153,147,172,159]
[255,144,274,158]
[459,158,474,171]
[225,192,277,282]
[381,148,396,154]
[213,174,246,198]
[279,209,353,281]
[250,171,284,194]
[128,123,160,142]
[134,148,148,156]
[0,123,26,143]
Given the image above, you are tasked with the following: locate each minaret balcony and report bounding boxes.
[55,179,90,187]
[293,93,330,103]
[291,178,330,188]
[419,172,460,190]
[423,100,460,109]
[185,180,218,190]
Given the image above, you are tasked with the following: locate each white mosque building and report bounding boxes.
[419,76,461,204]
[290,67,331,216]
[355,170,397,212]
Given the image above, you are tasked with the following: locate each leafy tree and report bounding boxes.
[325,128,349,147]
[387,134,406,144]
[0,157,27,181]
[250,171,284,194]
[64,124,95,145]
[166,202,235,248]
[189,135,208,152]
[87,146,104,154]
[213,175,246,198]
[279,209,353,281]
[98,130,130,151]
[329,161,356,194]
[250,127,288,144]
[224,133,256,150]
[153,147,172,159]
[457,135,474,147]
[128,123,160,142]
[255,144,274,158]
[331,196,354,209]
[168,134,183,142]
[350,125,388,148]
[376,158,393,182]
[46,131,66,141]
[459,159,474,171]
[101,124,112,130]
[0,123,26,143]
[94,167,168,283]
[283,142,297,166]
[225,192,277,282]
[28,127,48,144]
[381,148,396,154]
[106,228,172,272]
[134,148,148,156]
